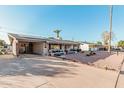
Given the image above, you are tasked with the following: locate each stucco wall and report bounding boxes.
[42,43,49,56]
[12,40,16,55]
[33,42,43,55]
[12,39,19,56]
[18,42,29,54]
[62,45,65,50]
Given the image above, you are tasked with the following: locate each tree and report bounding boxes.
[118,40,124,48]
[96,41,102,45]
[102,31,115,46]
[53,29,61,39]
[102,31,110,46]
[59,37,63,40]
[48,37,55,39]
[48,36,62,40]
[0,40,5,46]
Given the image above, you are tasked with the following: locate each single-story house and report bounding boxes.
[8,33,80,56]
[80,42,105,51]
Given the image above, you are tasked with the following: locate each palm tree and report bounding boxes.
[53,29,61,39]
[102,31,115,49]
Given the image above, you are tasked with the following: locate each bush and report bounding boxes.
[0,48,7,55]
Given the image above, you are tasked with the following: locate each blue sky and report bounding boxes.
[0,5,123,44]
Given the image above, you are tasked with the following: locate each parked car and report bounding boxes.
[67,49,77,54]
[49,49,65,56]
[113,48,121,51]
[120,48,124,52]
[59,49,66,55]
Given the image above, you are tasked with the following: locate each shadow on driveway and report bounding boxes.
[120,71,124,75]
[0,55,77,77]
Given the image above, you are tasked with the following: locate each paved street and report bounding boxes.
[0,54,123,88]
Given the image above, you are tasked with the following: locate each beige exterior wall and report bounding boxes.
[12,39,19,56]
[65,45,73,50]
[19,42,29,53]
[62,45,65,50]
[12,40,16,55]
[42,43,49,56]
[70,45,74,49]
[33,42,44,55]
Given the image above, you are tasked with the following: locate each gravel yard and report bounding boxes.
[60,51,124,71]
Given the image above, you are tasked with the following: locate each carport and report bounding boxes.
[8,33,47,56]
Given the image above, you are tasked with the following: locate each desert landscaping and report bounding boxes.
[61,51,124,71]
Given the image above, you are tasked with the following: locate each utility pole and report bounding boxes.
[108,5,113,54]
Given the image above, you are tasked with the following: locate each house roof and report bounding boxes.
[8,33,80,45]
[8,33,47,42]
[80,41,94,44]
[81,41,103,46]
[47,38,80,45]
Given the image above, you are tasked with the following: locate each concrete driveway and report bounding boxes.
[0,54,122,88]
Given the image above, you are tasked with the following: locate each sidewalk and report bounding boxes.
[114,56,124,88]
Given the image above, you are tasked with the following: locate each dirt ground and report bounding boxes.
[0,53,123,88]
[61,51,124,71]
